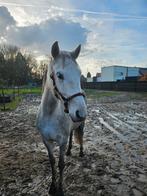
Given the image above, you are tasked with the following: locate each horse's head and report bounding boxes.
[49,41,87,122]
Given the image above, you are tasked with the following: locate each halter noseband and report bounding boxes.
[50,73,85,113]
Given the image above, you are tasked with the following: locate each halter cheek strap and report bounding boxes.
[50,72,85,113]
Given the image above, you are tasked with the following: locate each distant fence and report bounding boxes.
[82,81,147,92]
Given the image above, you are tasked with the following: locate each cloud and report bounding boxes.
[0,6,16,36]
[0,6,87,56]
[0,0,73,26]
[0,1,147,76]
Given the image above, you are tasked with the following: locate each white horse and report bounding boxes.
[36,41,87,196]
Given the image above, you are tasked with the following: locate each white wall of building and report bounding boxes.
[127,67,139,77]
[101,66,114,81]
[96,77,102,82]
[113,66,127,81]
[101,66,140,81]
[87,77,93,82]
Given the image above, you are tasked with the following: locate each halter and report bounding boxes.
[50,72,85,113]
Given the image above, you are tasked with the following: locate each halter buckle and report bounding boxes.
[64,100,69,113]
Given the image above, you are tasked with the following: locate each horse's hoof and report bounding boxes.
[55,190,64,196]
[66,150,71,156]
[49,183,57,195]
[79,151,84,157]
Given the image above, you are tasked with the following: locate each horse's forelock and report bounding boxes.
[55,51,77,67]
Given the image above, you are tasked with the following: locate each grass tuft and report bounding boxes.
[85,89,121,100]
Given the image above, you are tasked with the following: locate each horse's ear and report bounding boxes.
[51,41,60,59]
[71,44,81,59]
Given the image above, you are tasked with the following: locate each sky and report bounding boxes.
[0,0,147,76]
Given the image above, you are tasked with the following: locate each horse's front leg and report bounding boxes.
[66,131,73,156]
[57,144,66,196]
[43,139,57,195]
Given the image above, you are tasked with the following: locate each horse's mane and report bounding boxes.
[42,68,48,93]
[42,58,53,93]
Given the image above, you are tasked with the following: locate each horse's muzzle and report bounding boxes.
[75,110,86,121]
[69,110,86,123]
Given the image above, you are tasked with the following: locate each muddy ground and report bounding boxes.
[0,93,147,196]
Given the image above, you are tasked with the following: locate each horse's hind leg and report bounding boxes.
[66,131,73,156]
[57,144,66,196]
[43,139,57,195]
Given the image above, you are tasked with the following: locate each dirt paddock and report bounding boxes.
[0,93,147,196]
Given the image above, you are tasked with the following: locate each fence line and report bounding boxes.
[81,81,147,92]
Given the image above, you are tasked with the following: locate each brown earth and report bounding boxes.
[0,93,147,196]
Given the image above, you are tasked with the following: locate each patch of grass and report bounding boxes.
[0,96,22,111]
[85,89,121,100]
[85,89,147,100]
[0,87,42,95]
[20,87,42,95]
[139,92,147,97]
[126,92,147,100]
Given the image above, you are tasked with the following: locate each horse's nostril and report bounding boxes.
[76,110,80,119]
[76,110,85,121]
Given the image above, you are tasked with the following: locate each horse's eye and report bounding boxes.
[56,72,64,80]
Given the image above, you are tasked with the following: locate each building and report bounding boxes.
[93,73,101,82]
[101,65,147,82]
[86,72,93,82]
[87,77,93,82]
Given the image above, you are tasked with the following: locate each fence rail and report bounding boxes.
[81,81,147,92]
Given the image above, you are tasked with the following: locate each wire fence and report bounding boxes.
[0,86,41,111]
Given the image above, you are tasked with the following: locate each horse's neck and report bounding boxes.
[41,76,58,116]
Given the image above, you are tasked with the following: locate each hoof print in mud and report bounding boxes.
[49,184,57,195]
[79,152,84,157]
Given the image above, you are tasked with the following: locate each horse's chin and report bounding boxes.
[69,115,83,130]
[69,114,85,123]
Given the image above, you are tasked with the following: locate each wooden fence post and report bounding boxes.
[2,87,6,111]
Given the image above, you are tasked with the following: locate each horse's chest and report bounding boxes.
[38,114,71,144]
